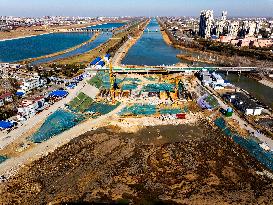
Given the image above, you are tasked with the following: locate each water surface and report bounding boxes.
[0,32,93,62]
[122,19,182,66]
[220,72,273,109]
[31,33,111,65]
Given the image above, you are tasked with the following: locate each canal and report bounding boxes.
[31,33,112,65]
[0,23,126,63]
[122,18,182,66]
[0,32,93,63]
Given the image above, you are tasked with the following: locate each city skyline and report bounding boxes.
[1,0,273,17]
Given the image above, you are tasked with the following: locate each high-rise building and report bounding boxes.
[216,11,228,36]
[199,10,214,38]
[228,21,240,37]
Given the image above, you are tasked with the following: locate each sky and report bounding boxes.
[0,0,272,17]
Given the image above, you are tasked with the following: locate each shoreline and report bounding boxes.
[22,32,101,65]
[0,32,53,42]
[0,22,100,42]
[259,79,273,89]
[112,20,150,67]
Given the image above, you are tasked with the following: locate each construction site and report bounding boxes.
[0,16,273,205]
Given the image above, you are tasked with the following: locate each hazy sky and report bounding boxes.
[1,0,272,17]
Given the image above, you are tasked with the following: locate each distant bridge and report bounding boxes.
[86,66,273,74]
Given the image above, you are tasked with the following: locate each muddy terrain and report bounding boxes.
[0,122,273,204]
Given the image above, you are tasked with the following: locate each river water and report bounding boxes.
[122,19,182,66]
[31,33,112,65]
[220,72,273,109]
[0,32,93,63]
[0,23,125,63]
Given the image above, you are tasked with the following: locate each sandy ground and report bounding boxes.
[259,79,273,89]
[1,122,273,204]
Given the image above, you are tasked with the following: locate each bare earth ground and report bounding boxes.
[0,122,273,205]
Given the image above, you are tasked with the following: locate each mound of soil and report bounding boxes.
[1,122,273,204]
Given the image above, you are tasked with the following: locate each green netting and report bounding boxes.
[124,77,141,83]
[0,155,8,164]
[122,83,138,91]
[214,117,226,130]
[85,102,120,115]
[31,109,84,143]
[159,108,183,115]
[69,92,93,112]
[233,135,273,171]
[142,83,175,92]
[215,117,273,172]
[120,104,156,116]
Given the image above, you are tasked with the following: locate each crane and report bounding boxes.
[109,61,116,104]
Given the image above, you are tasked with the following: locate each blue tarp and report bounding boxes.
[97,61,105,67]
[0,121,14,129]
[105,53,111,58]
[49,90,68,98]
[15,91,25,97]
[90,57,102,65]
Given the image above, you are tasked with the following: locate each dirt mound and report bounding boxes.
[0,122,273,204]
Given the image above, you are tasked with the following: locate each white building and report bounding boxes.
[17,97,47,121]
[17,100,39,121]
[17,74,46,93]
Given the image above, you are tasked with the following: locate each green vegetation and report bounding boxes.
[88,75,103,88]
[69,92,93,112]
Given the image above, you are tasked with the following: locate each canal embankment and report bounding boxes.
[48,21,147,66]
[112,20,150,67]
[22,32,101,65]
[122,18,182,66]
[0,21,100,41]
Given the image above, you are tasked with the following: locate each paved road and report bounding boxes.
[201,81,273,150]
[0,80,86,149]
[0,102,126,179]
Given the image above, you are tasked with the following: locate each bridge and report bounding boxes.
[86,66,273,74]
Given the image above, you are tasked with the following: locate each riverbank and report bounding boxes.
[177,53,215,65]
[112,20,150,67]
[21,32,101,65]
[160,29,172,45]
[0,22,100,41]
[47,21,147,66]
[259,79,273,89]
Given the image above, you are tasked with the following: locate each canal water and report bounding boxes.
[122,19,182,66]
[31,32,112,65]
[0,32,94,63]
[220,72,273,109]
